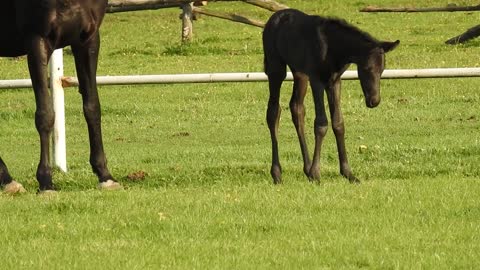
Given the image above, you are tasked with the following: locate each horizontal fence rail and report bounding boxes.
[2,68,480,89]
[3,65,480,173]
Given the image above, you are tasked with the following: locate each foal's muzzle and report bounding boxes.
[366,95,381,108]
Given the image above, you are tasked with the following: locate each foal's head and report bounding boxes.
[357,40,400,108]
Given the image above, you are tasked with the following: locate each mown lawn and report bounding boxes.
[1,0,479,269]
[2,178,479,269]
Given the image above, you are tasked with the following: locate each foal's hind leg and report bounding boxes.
[266,70,286,184]
[326,79,359,183]
[289,72,311,177]
[309,78,328,181]
[71,33,120,190]
[27,36,55,191]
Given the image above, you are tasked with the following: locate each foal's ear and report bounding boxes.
[381,40,400,53]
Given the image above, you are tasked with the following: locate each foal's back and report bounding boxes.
[263,9,327,75]
[0,0,108,57]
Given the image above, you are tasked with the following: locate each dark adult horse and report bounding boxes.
[0,0,120,193]
[263,9,399,184]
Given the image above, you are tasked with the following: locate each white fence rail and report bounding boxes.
[4,67,480,89]
[2,49,480,171]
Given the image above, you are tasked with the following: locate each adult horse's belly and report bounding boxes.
[0,3,27,57]
[1,0,106,57]
[0,34,27,57]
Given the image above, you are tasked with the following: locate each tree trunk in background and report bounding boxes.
[181,2,194,42]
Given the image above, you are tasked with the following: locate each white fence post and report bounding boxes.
[49,49,67,172]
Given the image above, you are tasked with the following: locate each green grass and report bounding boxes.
[1,0,480,268]
[2,179,480,269]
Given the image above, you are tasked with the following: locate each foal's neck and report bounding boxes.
[322,18,378,63]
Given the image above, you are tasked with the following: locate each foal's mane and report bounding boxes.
[317,16,379,46]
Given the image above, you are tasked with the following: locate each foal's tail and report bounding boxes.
[263,55,270,74]
[262,17,276,74]
[263,9,291,75]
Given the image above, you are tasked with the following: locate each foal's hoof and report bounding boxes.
[345,174,360,184]
[38,189,58,197]
[307,168,321,182]
[270,165,282,184]
[341,169,361,184]
[349,177,361,184]
[98,180,123,191]
[3,181,26,194]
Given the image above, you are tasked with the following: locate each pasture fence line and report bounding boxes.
[3,67,480,89]
[3,48,480,171]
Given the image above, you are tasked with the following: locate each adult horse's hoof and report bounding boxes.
[3,181,26,194]
[98,180,123,191]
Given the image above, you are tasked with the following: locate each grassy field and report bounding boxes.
[1,0,480,268]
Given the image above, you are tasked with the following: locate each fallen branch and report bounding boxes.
[360,4,480,13]
[193,7,265,27]
[241,0,288,12]
[445,24,480,44]
[107,0,287,13]
[109,0,236,5]
[107,0,235,12]
[107,3,178,12]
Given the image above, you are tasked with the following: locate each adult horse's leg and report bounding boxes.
[0,158,26,193]
[308,78,328,181]
[266,68,286,184]
[71,33,120,190]
[326,79,359,183]
[27,36,55,191]
[0,158,12,186]
[289,72,311,176]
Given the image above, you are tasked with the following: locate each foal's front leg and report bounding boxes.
[309,78,328,181]
[326,79,359,183]
[72,34,120,190]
